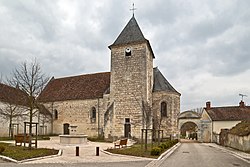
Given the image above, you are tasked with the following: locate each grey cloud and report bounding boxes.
[0,0,250,111]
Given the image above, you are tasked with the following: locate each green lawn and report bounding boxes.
[107,144,158,158]
[0,142,58,161]
[106,139,178,159]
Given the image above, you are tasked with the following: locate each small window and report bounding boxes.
[160,102,167,117]
[125,118,130,123]
[54,109,58,120]
[91,107,96,123]
[125,48,131,56]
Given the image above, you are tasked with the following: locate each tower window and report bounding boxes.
[125,118,130,123]
[125,48,131,56]
[160,102,167,117]
[54,109,58,120]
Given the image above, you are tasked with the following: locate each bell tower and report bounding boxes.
[108,16,155,139]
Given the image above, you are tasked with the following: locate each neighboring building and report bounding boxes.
[38,16,181,140]
[0,83,51,137]
[200,101,250,143]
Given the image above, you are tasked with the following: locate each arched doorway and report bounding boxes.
[180,122,198,139]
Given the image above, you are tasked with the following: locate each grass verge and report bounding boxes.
[0,135,52,141]
[106,139,178,159]
[0,142,58,161]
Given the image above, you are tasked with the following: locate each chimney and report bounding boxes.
[239,100,245,108]
[206,101,211,110]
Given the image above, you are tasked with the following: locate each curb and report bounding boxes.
[206,144,250,163]
[101,149,154,160]
[145,142,181,167]
[0,149,62,164]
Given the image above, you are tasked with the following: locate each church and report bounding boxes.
[38,15,181,140]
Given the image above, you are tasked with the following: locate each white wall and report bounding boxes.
[213,121,241,134]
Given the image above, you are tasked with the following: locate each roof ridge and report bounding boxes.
[53,71,110,80]
[210,105,250,109]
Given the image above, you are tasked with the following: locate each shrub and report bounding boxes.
[164,142,171,149]
[159,143,167,149]
[0,146,5,154]
[151,147,161,156]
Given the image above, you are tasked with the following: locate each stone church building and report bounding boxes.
[38,16,181,140]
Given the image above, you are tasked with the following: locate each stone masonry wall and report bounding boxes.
[43,98,107,137]
[109,42,153,139]
[226,133,250,152]
[152,91,180,137]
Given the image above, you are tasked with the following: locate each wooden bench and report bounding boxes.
[14,134,32,146]
[114,138,128,148]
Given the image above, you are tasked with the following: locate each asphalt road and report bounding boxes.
[159,143,249,167]
[0,142,249,167]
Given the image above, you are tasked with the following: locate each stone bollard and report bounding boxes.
[96,147,99,156]
[76,146,79,156]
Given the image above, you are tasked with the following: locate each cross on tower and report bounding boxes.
[239,93,247,101]
[130,3,137,16]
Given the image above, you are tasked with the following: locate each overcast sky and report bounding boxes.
[0,0,250,111]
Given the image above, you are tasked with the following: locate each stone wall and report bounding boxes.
[152,91,180,137]
[223,133,250,152]
[43,98,108,137]
[199,110,212,142]
[109,42,153,139]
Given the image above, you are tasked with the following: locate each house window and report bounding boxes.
[91,107,96,123]
[54,109,58,120]
[161,102,167,117]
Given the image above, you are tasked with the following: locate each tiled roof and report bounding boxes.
[0,83,28,106]
[111,16,146,46]
[153,68,180,95]
[206,106,250,121]
[38,72,110,102]
[109,16,155,58]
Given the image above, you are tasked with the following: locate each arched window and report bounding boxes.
[91,107,96,123]
[54,109,58,120]
[161,102,167,117]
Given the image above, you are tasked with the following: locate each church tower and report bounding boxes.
[108,16,155,139]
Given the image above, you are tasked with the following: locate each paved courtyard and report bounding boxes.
[1,137,153,164]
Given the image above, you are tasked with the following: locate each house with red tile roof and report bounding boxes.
[200,101,250,142]
[38,16,181,140]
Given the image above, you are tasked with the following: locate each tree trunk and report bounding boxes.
[29,108,32,148]
[9,115,14,139]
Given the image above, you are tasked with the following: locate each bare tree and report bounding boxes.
[0,83,29,139]
[8,60,49,148]
[191,107,203,115]
[0,102,27,139]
